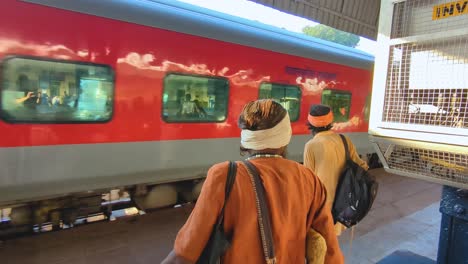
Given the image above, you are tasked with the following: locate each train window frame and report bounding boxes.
[161,72,230,123]
[258,82,302,122]
[321,88,352,122]
[0,55,115,124]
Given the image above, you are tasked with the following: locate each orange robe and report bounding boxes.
[303,131,369,235]
[173,158,344,263]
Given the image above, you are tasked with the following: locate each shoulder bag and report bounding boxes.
[197,161,238,264]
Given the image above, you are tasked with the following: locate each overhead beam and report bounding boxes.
[249,0,380,40]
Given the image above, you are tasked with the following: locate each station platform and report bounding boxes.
[0,168,442,264]
[340,201,440,263]
[339,169,442,263]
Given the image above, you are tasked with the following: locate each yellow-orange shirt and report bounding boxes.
[174,158,344,263]
[303,131,369,235]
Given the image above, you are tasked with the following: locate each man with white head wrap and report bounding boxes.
[240,109,292,151]
[163,99,343,264]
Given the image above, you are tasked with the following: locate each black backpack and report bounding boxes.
[332,134,379,228]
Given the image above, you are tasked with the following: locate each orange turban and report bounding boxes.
[308,104,334,127]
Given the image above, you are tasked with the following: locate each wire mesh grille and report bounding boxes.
[374,0,467,187]
[392,0,468,38]
[382,36,468,128]
[378,142,468,186]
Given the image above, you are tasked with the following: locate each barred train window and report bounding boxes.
[321,89,351,122]
[259,82,301,121]
[1,57,114,123]
[162,73,229,122]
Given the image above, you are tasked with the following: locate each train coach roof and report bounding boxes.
[23,0,374,70]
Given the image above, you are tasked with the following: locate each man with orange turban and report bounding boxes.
[303,104,369,236]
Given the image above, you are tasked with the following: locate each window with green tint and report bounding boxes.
[259,82,301,121]
[321,89,352,122]
[1,56,114,123]
[162,73,229,122]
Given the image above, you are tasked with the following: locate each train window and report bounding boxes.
[321,89,352,122]
[1,57,114,123]
[259,83,301,121]
[162,73,229,122]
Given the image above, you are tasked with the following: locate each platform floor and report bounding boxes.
[340,202,441,263]
[339,169,442,263]
[0,168,443,264]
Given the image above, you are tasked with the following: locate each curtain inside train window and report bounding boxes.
[0,56,114,123]
[162,73,229,122]
[258,82,301,121]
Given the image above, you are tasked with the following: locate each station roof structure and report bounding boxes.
[248,0,381,40]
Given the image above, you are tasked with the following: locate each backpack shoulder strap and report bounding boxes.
[339,134,350,161]
[242,160,276,264]
[224,161,237,201]
[217,161,237,227]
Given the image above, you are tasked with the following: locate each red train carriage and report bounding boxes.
[0,0,374,230]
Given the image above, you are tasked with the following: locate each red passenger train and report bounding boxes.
[0,0,374,228]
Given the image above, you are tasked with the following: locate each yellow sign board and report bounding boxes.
[432,0,468,20]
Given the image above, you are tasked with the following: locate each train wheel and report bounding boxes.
[133,184,178,210]
[9,206,32,226]
[179,180,205,202]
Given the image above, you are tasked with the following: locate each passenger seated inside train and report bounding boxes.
[180,93,206,118]
[7,83,107,121]
[13,75,38,107]
[15,91,37,106]
[37,91,51,106]
[193,95,207,117]
[2,57,114,122]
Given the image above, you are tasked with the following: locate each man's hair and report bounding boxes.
[307,123,333,133]
[238,99,286,131]
[238,99,287,154]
